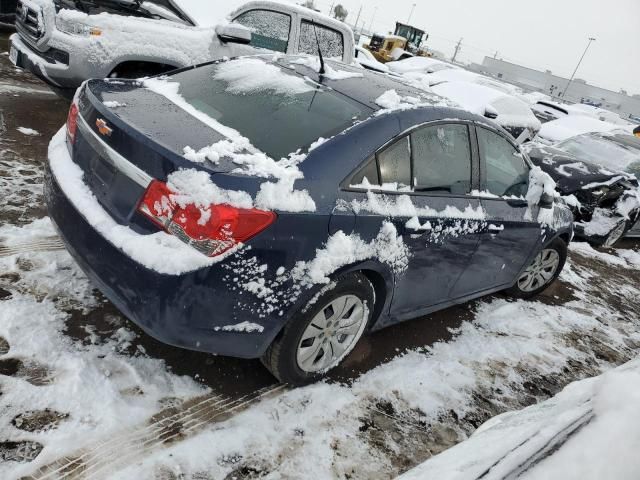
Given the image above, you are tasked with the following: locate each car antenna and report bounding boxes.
[311,20,326,76]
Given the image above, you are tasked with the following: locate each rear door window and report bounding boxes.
[477,127,529,197]
[377,137,411,188]
[411,124,472,195]
[299,20,345,59]
[233,9,291,53]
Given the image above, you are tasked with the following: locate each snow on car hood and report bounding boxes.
[431,81,541,130]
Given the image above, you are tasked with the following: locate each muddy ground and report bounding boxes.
[1,31,640,479]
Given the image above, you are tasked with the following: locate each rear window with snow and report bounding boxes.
[299,21,345,60]
[171,59,372,159]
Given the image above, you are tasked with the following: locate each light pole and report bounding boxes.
[561,37,596,99]
[368,6,378,35]
[407,3,416,24]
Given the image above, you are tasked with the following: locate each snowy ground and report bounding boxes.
[2,33,640,479]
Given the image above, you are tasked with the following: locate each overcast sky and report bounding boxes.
[297,0,639,96]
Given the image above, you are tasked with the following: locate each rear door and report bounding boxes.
[349,121,485,321]
[454,125,541,293]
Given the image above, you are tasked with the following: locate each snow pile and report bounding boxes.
[616,190,640,218]
[399,358,640,480]
[351,190,486,220]
[290,56,364,80]
[579,208,622,237]
[375,89,422,112]
[167,169,253,210]
[16,127,40,136]
[213,322,264,333]
[292,222,409,286]
[103,101,127,108]
[214,58,315,96]
[387,57,456,75]
[525,166,559,225]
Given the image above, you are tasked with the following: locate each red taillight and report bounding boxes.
[66,102,79,145]
[138,179,276,257]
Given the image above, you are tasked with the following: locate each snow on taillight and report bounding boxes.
[137,179,276,257]
[66,102,79,145]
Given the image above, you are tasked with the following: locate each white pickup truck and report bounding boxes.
[10,0,355,98]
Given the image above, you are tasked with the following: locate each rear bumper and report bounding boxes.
[44,137,284,359]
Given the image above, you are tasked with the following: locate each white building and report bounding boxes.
[469,57,640,121]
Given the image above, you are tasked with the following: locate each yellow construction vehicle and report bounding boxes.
[364,22,429,63]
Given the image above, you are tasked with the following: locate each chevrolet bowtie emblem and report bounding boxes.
[96,118,112,137]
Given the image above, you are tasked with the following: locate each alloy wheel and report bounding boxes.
[517,248,560,293]
[296,294,367,373]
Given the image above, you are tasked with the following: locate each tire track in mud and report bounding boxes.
[0,238,66,258]
[21,384,287,480]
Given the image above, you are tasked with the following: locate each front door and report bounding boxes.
[453,125,541,295]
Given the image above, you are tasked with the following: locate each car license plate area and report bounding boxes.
[89,155,117,194]
[9,46,19,66]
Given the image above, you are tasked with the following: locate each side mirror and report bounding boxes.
[539,192,554,209]
[215,23,252,44]
[484,105,499,120]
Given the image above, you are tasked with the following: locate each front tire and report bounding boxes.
[261,272,375,386]
[506,238,567,299]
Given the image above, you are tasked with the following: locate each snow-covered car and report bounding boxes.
[531,100,570,124]
[524,138,640,247]
[399,358,640,480]
[431,81,542,143]
[45,54,572,385]
[9,0,355,98]
[386,56,457,75]
[354,46,389,73]
[537,114,631,144]
[554,132,640,239]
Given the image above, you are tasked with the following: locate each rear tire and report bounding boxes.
[261,272,375,386]
[506,238,567,299]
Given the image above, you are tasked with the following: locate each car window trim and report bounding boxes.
[233,8,294,52]
[342,119,482,198]
[473,123,530,205]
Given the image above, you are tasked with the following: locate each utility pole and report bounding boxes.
[561,37,596,99]
[493,50,498,59]
[452,37,463,62]
[329,1,335,17]
[368,6,378,35]
[407,3,416,24]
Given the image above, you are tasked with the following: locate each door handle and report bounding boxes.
[488,224,504,233]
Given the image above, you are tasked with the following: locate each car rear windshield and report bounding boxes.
[170,59,373,160]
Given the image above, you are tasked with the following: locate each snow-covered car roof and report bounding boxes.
[431,81,541,129]
[538,115,631,143]
[387,56,457,75]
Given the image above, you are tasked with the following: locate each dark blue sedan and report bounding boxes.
[45,55,573,385]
